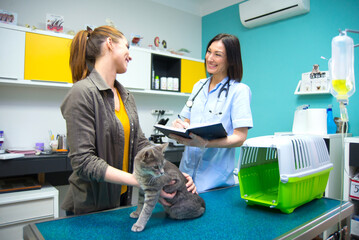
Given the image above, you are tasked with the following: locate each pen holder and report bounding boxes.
[57,134,67,150]
[50,140,58,152]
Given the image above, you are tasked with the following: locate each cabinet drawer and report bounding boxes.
[0,216,53,240]
[0,197,54,226]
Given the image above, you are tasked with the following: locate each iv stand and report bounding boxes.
[344,29,359,47]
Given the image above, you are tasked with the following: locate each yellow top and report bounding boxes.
[115,89,130,195]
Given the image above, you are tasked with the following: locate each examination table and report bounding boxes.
[23,186,353,240]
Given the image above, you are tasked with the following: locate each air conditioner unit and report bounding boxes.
[239,0,310,28]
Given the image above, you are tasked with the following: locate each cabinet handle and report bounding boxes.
[30,79,70,84]
[0,77,18,80]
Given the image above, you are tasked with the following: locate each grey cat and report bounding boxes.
[130,143,206,232]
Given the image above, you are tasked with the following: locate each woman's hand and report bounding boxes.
[169,133,209,149]
[183,172,197,194]
[172,119,190,129]
[159,173,198,206]
[159,180,177,206]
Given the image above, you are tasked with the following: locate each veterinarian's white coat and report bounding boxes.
[179,77,253,192]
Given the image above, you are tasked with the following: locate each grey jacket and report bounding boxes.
[61,70,150,214]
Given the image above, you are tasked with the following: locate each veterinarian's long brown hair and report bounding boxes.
[205,33,243,82]
[69,26,125,83]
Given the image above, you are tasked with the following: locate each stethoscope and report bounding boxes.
[186,78,230,109]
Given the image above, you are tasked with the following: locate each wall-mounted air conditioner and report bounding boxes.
[239,0,310,28]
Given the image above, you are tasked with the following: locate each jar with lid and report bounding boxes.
[0,130,4,154]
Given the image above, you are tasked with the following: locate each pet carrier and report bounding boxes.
[237,135,333,213]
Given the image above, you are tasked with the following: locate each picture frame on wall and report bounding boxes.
[46,14,64,33]
[0,10,17,25]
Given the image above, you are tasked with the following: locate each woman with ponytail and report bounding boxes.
[61,26,196,215]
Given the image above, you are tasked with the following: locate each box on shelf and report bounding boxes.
[349,178,359,200]
[299,71,329,93]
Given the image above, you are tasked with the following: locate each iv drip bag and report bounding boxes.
[329,31,355,101]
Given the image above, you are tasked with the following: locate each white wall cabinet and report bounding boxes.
[0,24,201,97]
[343,137,359,237]
[323,134,351,200]
[116,47,151,90]
[0,26,25,80]
[0,185,58,240]
[343,137,359,201]
[320,134,353,239]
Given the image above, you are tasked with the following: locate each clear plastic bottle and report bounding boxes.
[326,105,337,134]
[330,31,355,101]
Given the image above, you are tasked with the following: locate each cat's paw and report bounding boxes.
[131,223,145,232]
[130,211,139,218]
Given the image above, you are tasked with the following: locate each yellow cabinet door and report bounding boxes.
[180,59,206,93]
[25,33,72,83]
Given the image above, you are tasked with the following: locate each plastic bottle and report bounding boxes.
[0,130,4,154]
[152,69,155,89]
[330,31,355,101]
[173,77,179,91]
[0,142,4,153]
[155,76,160,90]
[327,105,337,134]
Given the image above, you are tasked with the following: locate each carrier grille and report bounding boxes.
[241,147,278,168]
[291,138,311,170]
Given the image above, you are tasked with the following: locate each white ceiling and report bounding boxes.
[148,0,244,17]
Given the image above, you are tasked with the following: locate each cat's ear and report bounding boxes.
[160,142,169,153]
[137,146,152,161]
[141,147,156,163]
[136,149,146,161]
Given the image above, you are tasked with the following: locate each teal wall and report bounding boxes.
[202,0,359,140]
